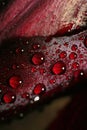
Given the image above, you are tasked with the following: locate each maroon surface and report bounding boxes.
[0,0,87,121]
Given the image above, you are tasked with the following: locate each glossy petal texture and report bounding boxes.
[0,0,87,42]
[0,30,87,120]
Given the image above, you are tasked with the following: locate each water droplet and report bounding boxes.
[84,36,87,48]
[73,70,84,81]
[33,83,46,95]
[71,44,77,51]
[16,47,24,54]
[72,62,79,69]
[32,52,45,65]
[52,61,66,75]
[12,64,19,69]
[69,52,77,59]
[9,76,22,89]
[2,92,16,103]
[34,96,40,102]
[33,43,40,50]
[49,79,56,84]
[22,92,29,99]
[59,51,67,58]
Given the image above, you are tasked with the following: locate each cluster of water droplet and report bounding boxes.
[0,34,87,108]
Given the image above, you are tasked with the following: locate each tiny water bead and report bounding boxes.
[2,92,16,103]
[22,92,29,99]
[32,52,45,65]
[69,52,77,60]
[73,70,84,81]
[72,62,79,69]
[33,83,46,95]
[84,36,87,48]
[9,76,22,89]
[71,44,78,51]
[16,47,24,54]
[59,51,67,58]
[32,43,40,50]
[52,61,66,75]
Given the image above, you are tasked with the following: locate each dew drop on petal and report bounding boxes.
[69,52,77,60]
[72,62,79,69]
[52,61,66,75]
[2,92,16,103]
[33,43,40,50]
[33,83,46,95]
[73,70,84,81]
[16,47,24,54]
[32,53,45,65]
[12,64,19,70]
[59,51,67,58]
[71,44,78,51]
[22,92,29,99]
[9,76,22,89]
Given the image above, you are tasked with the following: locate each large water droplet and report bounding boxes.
[2,92,16,103]
[9,76,22,89]
[69,52,77,59]
[34,96,40,102]
[32,52,45,65]
[33,83,46,95]
[52,61,66,75]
